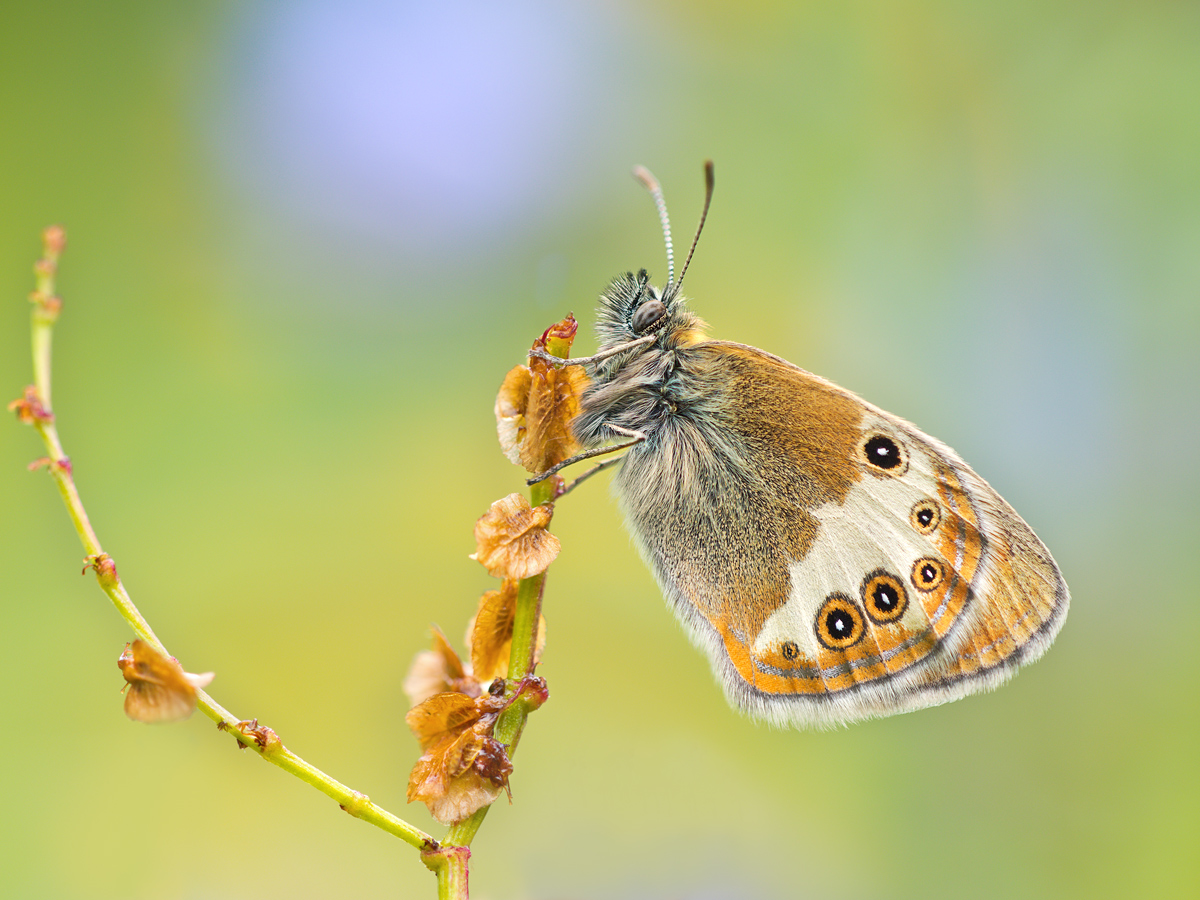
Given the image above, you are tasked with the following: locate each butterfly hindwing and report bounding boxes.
[609,341,1067,727]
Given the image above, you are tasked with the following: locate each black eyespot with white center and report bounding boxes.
[910,557,946,592]
[814,593,866,651]
[859,431,908,476]
[860,569,909,624]
[780,640,800,661]
[910,499,941,535]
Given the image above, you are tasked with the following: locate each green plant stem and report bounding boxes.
[442,477,555,849]
[32,321,53,407]
[504,477,554,680]
[423,845,470,900]
[17,235,436,855]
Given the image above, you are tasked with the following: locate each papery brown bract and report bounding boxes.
[407,692,497,747]
[470,493,560,580]
[404,627,483,707]
[522,317,589,473]
[407,729,511,825]
[467,579,546,684]
[118,639,213,724]
[495,365,533,466]
[494,314,589,474]
[405,691,511,824]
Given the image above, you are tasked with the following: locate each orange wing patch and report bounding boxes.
[920,461,986,640]
[919,502,1065,685]
[722,458,992,698]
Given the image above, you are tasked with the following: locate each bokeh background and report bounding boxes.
[3,2,1198,898]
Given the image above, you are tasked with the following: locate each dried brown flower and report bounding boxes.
[218,718,282,753]
[470,493,560,580]
[494,314,589,475]
[406,691,511,824]
[118,640,213,724]
[495,364,532,466]
[467,579,546,684]
[404,627,483,708]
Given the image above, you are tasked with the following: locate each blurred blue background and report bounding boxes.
[2,2,1198,898]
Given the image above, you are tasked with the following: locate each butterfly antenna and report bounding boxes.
[633,165,675,285]
[676,160,714,293]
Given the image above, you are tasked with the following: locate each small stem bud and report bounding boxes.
[42,225,66,260]
[8,386,54,425]
[29,290,62,324]
[83,553,119,589]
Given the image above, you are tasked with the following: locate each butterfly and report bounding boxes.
[535,162,1068,727]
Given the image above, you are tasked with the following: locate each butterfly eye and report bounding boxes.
[814,593,866,651]
[861,569,909,624]
[910,557,946,593]
[859,432,908,476]
[910,499,941,535]
[631,298,667,334]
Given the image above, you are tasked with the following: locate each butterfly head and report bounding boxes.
[593,268,707,363]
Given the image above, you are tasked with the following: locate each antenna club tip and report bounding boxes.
[703,159,714,188]
[632,165,660,192]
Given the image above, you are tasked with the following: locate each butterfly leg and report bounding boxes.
[556,454,628,498]
[526,424,646,486]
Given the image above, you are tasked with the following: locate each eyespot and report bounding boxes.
[910,499,941,535]
[780,640,800,661]
[910,557,946,593]
[860,569,909,624]
[631,297,667,334]
[814,593,866,651]
[859,432,908,476]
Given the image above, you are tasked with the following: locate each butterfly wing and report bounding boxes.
[609,341,1068,727]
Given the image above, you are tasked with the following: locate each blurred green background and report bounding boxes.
[3,2,1198,898]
